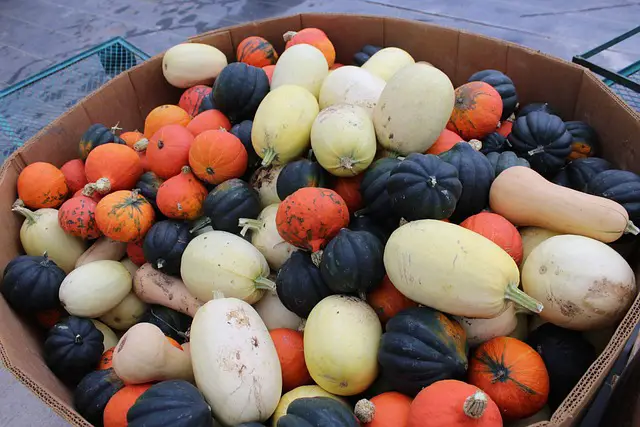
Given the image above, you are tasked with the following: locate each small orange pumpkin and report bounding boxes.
[98,347,115,370]
[186,110,232,136]
[144,104,191,139]
[263,65,275,84]
[469,337,550,420]
[120,131,146,149]
[426,129,465,155]
[237,36,279,67]
[36,307,66,330]
[103,383,153,427]
[58,190,101,239]
[367,275,418,324]
[85,144,143,194]
[460,212,523,265]
[333,175,364,213]
[188,129,248,184]
[179,85,213,117]
[60,159,88,194]
[126,240,146,266]
[95,190,155,243]
[497,120,513,138]
[284,28,336,67]
[17,162,68,209]
[146,124,194,179]
[270,328,312,392]
[355,392,412,427]
[447,82,503,140]
[156,166,207,220]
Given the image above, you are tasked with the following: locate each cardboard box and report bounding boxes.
[0,13,639,427]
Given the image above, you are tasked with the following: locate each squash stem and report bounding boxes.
[283,30,298,42]
[11,201,38,224]
[237,218,263,237]
[505,283,543,314]
[625,221,640,235]
[86,178,112,195]
[190,217,211,234]
[133,138,149,152]
[311,250,323,267]
[254,276,276,292]
[463,391,488,419]
[354,399,375,424]
[261,148,278,167]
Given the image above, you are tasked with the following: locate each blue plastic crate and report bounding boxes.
[0,37,150,162]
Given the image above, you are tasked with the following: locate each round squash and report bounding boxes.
[254,292,304,331]
[425,129,464,155]
[162,43,228,88]
[263,64,275,84]
[361,47,415,82]
[283,28,335,67]
[144,105,191,139]
[60,158,88,194]
[85,143,144,194]
[359,157,401,222]
[519,227,562,269]
[79,124,126,160]
[353,44,382,66]
[366,275,417,325]
[188,129,248,184]
[333,175,364,213]
[103,383,153,427]
[179,85,214,117]
[586,169,640,224]
[212,62,270,123]
[552,157,612,191]
[271,385,346,427]
[17,162,68,209]
[318,65,386,116]
[460,212,523,265]
[231,119,262,172]
[271,44,328,99]
[276,157,329,200]
[96,190,155,243]
[58,191,101,239]
[278,397,359,427]
[468,69,518,121]
[565,120,600,160]
[156,166,207,220]
[99,291,147,331]
[146,124,194,179]
[447,81,503,140]
[354,392,412,427]
[185,109,231,136]
[74,368,125,426]
[143,219,191,276]
[486,151,531,177]
[481,132,509,155]
[202,178,261,233]
[237,36,279,67]
[250,165,283,208]
[139,305,192,344]
[270,328,311,391]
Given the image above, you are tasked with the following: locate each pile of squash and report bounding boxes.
[3,26,639,427]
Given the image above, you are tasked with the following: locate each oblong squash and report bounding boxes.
[253,291,304,331]
[162,43,228,88]
[318,66,385,116]
[99,291,148,331]
[519,226,562,269]
[384,220,542,318]
[271,44,329,98]
[361,47,415,82]
[75,237,127,269]
[454,303,518,347]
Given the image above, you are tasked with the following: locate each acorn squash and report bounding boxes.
[143,220,191,276]
[359,157,401,221]
[276,157,329,200]
[212,62,269,123]
[135,171,164,216]
[552,157,612,191]
[468,69,518,120]
[203,178,261,234]
[516,102,557,119]
[277,397,359,427]
[586,169,640,223]
[486,151,530,177]
[353,44,383,66]
[79,123,125,160]
[348,214,392,244]
[480,132,510,155]
[565,120,599,160]
[231,120,262,173]
[74,368,124,426]
[139,305,192,344]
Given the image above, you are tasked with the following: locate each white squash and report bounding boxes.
[318,66,386,116]
[271,44,329,98]
[361,47,415,81]
[252,85,319,167]
[373,63,455,155]
[310,104,377,177]
[100,291,148,331]
[120,257,139,278]
[522,234,636,330]
[250,166,283,208]
[12,203,85,273]
[162,43,228,88]
[181,231,275,304]
[519,226,562,269]
[271,385,347,427]
[190,294,282,425]
[59,260,132,317]
[454,303,518,347]
[238,204,298,270]
[253,291,303,330]
[90,319,119,350]
[304,295,381,396]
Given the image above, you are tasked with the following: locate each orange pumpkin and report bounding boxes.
[120,131,146,149]
[186,110,232,136]
[237,36,279,67]
[447,82,503,140]
[460,212,523,265]
[497,120,512,138]
[407,380,502,427]
[60,159,88,194]
[85,144,143,194]
[179,85,213,117]
[469,337,549,420]
[17,162,68,209]
[95,190,155,243]
[284,28,336,67]
[36,307,66,330]
[144,104,191,139]
[146,124,194,179]
[333,175,364,213]
[426,129,465,155]
[367,275,417,324]
[355,392,412,427]
[270,328,312,392]
[126,240,146,266]
[263,65,275,84]
[58,191,101,239]
[330,63,344,70]
[188,130,248,185]
[103,383,153,427]
[156,166,207,220]
[276,187,350,252]
[98,347,115,370]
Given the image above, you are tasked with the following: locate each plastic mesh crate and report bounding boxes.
[0,37,149,162]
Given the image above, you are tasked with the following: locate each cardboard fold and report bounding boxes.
[456,31,509,85]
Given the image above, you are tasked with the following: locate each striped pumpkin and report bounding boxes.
[236,36,279,68]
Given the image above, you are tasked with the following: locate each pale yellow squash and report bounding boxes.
[90,319,119,350]
[99,291,148,331]
[519,226,562,269]
[271,44,329,98]
[318,66,386,116]
[361,47,415,81]
[162,43,227,88]
[250,166,283,208]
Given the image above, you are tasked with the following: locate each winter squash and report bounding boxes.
[135,171,164,214]
[359,157,401,221]
[272,44,329,99]
[103,383,153,427]
[469,337,549,420]
[61,159,88,194]
[333,175,364,213]
[121,131,146,149]
[586,169,640,223]
[552,157,612,191]
[203,178,261,233]
[185,109,232,136]
[263,64,275,83]
[361,47,415,82]
[378,306,468,396]
[127,240,146,265]
[497,120,512,137]
[254,291,304,331]
[486,151,530,177]
[481,132,509,155]
[162,43,227,88]
[231,120,261,172]
[75,236,127,268]
[276,187,350,252]
[407,380,502,427]
[447,82,503,140]
[100,290,147,331]
[251,165,283,208]
[212,62,270,123]
[144,105,191,139]
[387,153,462,221]
[373,63,455,155]
[318,65,386,116]
[96,190,155,242]
[272,385,347,427]
[460,212,523,264]
[98,347,115,370]
[179,85,214,117]
[79,124,126,160]
[305,295,381,395]
[284,28,335,67]
[519,227,561,269]
[565,120,600,160]
[189,129,247,184]
[134,264,203,317]
[252,85,319,166]
[355,392,412,427]
[353,44,382,66]
[85,144,144,194]
[311,104,377,176]
[58,190,101,239]
[278,397,359,426]
[139,305,192,344]
[366,275,417,324]
[516,102,558,118]
[455,303,519,348]
[508,112,572,177]
[237,36,279,67]
[44,316,104,384]
[425,129,464,155]
[276,157,329,200]
[17,162,68,209]
[468,69,518,120]
[156,166,207,220]
[143,220,191,276]
[270,328,312,392]
[145,124,194,179]
[91,319,119,351]
[74,368,125,426]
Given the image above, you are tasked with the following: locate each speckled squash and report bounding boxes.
[17,162,69,209]
[237,36,279,67]
[58,191,101,239]
[156,166,208,220]
[468,69,518,121]
[95,190,155,243]
[179,85,215,117]
[447,82,503,140]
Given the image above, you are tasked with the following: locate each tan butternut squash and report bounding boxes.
[133,263,203,317]
[112,322,194,384]
[489,166,639,243]
[75,236,128,268]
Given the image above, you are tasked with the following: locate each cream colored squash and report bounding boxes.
[361,47,415,81]
[120,257,139,277]
[90,319,119,350]
[253,291,304,330]
[76,237,127,268]
[384,220,543,318]
[134,263,203,317]
[373,63,455,155]
[304,295,381,396]
[162,43,228,88]
[522,234,636,330]
[250,166,283,208]
[100,291,148,331]
[318,66,386,116]
[310,104,377,177]
[181,231,275,304]
[454,303,518,347]
[271,385,347,427]
[271,44,329,98]
[59,260,132,317]
[252,85,319,167]
[519,227,562,270]
[190,294,282,425]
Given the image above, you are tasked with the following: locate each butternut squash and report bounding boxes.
[75,236,127,268]
[490,166,639,243]
[133,263,202,317]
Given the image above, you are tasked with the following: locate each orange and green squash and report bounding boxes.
[237,36,279,67]
[85,144,144,194]
[447,81,503,140]
[95,189,155,243]
[145,124,194,179]
[156,166,207,220]
[17,162,68,209]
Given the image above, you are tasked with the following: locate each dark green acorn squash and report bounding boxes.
[203,178,261,234]
[277,397,359,427]
[127,380,213,427]
[481,132,510,155]
[143,220,192,276]
[439,142,494,223]
[552,157,613,191]
[486,151,531,177]
[231,120,261,173]
[74,368,124,426]
[276,157,330,200]
[359,157,401,222]
[212,63,270,123]
[526,323,596,411]
[353,45,382,66]
[565,120,600,160]
[139,305,192,344]
[320,229,384,298]
[276,251,333,318]
[79,123,125,160]
[516,102,558,119]
[387,153,462,221]
[1,254,65,313]
[468,69,518,120]
[44,316,104,384]
[378,306,469,396]
[508,111,573,177]
[135,171,164,214]
[197,92,217,114]
[586,169,640,223]
[349,214,391,244]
